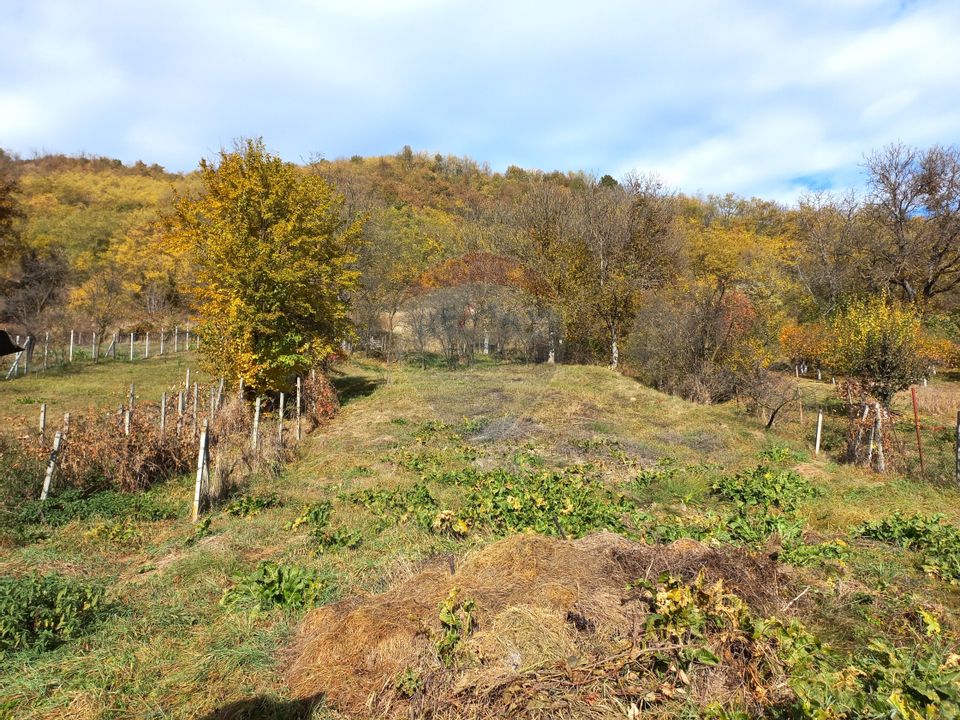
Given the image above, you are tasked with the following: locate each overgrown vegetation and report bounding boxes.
[0,573,107,652]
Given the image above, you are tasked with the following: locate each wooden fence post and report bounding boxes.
[955,410,960,487]
[185,368,191,394]
[112,332,118,360]
[43,332,49,370]
[160,392,167,434]
[129,383,136,412]
[911,386,924,475]
[129,332,135,361]
[174,326,179,353]
[69,330,74,362]
[124,408,131,436]
[177,390,184,436]
[278,392,285,446]
[145,332,150,359]
[160,328,165,355]
[874,403,886,473]
[815,409,823,456]
[192,382,199,436]
[40,430,63,501]
[192,419,209,522]
[251,396,261,451]
[39,403,46,444]
[296,377,302,441]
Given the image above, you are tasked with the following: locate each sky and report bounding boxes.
[1,0,958,201]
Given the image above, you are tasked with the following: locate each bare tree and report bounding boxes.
[865,143,960,301]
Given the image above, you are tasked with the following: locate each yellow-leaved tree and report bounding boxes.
[163,139,363,392]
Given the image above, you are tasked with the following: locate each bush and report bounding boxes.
[711,466,821,512]
[0,573,107,652]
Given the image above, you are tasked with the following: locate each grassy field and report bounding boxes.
[1,358,959,718]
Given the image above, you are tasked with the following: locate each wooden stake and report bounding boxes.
[192,419,209,522]
[278,392,285,446]
[160,328,165,355]
[185,368,191,393]
[815,409,823,456]
[129,332,135,360]
[955,410,960,487]
[174,326,179,353]
[40,430,63,501]
[160,392,167,434]
[69,330,74,362]
[192,382,199,436]
[911,387,924,475]
[296,377,302,441]
[129,383,135,411]
[145,332,150,359]
[39,403,46,443]
[874,403,886,473]
[252,396,261,450]
[91,332,97,363]
[124,408,131,437]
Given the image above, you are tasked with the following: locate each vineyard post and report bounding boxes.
[185,329,190,350]
[160,392,167,434]
[112,332,117,360]
[43,332,49,370]
[192,382,199,436]
[911,386,925,475]
[296,377,302,441]
[252,396,261,451]
[160,329,165,355]
[815,409,823,456]
[39,403,46,444]
[278,392,285,446]
[192,419,209,522]
[185,368,191,394]
[129,332,135,361]
[124,408,131,436]
[238,377,245,401]
[874,403,886,473]
[69,330,74,362]
[177,390,184,436]
[145,332,150,359]
[40,430,63,501]
[22,336,31,376]
[129,384,136,412]
[174,326,179,353]
[215,377,225,413]
[955,411,960,486]
[91,332,96,363]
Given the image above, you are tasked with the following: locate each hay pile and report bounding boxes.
[288,533,794,718]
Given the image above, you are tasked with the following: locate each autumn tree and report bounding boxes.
[164,139,363,392]
[828,294,926,408]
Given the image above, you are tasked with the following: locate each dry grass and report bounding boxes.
[288,532,789,719]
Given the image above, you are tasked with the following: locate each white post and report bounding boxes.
[129,383,135,411]
[160,328,165,355]
[40,430,63,501]
[815,409,823,456]
[39,403,46,443]
[296,377,302,441]
[91,332,97,363]
[43,332,49,370]
[174,326,179,353]
[252,396,261,450]
[124,408,131,436]
[278,392,285,446]
[185,368,191,393]
[145,332,150,359]
[69,330,74,362]
[160,392,167,434]
[129,332,135,360]
[192,419,209,522]
[192,382,199,436]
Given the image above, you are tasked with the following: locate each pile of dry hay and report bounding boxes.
[287,532,796,719]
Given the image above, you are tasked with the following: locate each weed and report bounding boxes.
[394,668,424,698]
[344,484,440,532]
[757,444,805,465]
[287,501,362,553]
[221,561,336,612]
[224,492,281,517]
[855,513,960,584]
[457,466,635,538]
[185,516,214,546]
[435,588,476,666]
[711,465,821,512]
[0,573,107,652]
[84,519,141,544]
[16,487,179,527]
[286,501,332,533]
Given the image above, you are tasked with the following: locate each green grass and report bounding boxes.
[2,358,960,718]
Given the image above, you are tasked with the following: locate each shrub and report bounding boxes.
[0,573,107,652]
[221,561,336,612]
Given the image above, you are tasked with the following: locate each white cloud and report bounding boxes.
[0,0,958,200]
